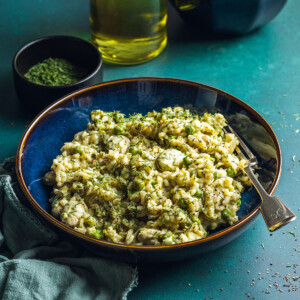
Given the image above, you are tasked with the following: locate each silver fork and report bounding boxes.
[224,124,296,231]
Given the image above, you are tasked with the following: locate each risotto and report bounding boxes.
[44,107,252,245]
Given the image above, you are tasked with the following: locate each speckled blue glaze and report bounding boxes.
[18,78,281,262]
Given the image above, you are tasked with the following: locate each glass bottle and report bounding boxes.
[90,0,168,65]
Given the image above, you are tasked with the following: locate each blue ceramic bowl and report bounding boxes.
[16,77,281,263]
[169,0,287,35]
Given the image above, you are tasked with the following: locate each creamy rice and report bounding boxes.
[44,107,252,245]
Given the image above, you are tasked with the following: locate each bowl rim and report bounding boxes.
[13,35,103,89]
[16,77,282,250]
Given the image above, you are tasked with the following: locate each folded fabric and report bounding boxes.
[0,157,137,300]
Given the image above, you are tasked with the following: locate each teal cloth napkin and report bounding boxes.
[0,158,137,300]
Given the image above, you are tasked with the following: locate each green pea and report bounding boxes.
[194,189,204,199]
[185,125,196,135]
[73,145,83,155]
[162,232,172,239]
[213,172,219,180]
[178,198,187,210]
[129,146,137,155]
[183,156,192,166]
[222,209,231,218]
[129,147,142,156]
[151,180,157,186]
[114,114,124,123]
[133,178,145,191]
[90,229,102,239]
[84,217,96,226]
[113,126,124,135]
[227,167,237,177]
[51,198,60,207]
[97,174,103,181]
[236,199,241,206]
[191,216,200,223]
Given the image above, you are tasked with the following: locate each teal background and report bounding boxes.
[1,1,299,299]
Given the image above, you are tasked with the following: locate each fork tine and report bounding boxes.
[225,124,258,164]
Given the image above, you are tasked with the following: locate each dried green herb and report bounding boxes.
[288,231,296,237]
[24,57,86,86]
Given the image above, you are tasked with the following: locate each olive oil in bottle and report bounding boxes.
[90,0,167,65]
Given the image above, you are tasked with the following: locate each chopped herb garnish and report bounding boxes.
[24,57,86,86]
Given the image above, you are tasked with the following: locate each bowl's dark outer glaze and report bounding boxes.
[170,0,287,35]
[13,35,103,115]
[16,77,282,263]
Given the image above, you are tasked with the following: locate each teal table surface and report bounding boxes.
[1,1,300,299]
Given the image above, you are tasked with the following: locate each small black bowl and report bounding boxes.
[13,35,103,114]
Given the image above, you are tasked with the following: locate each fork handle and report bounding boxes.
[245,166,296,231]
[260,196,296,231]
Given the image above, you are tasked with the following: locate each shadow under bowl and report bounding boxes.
[16,77,281,263]
[13,35,103,115]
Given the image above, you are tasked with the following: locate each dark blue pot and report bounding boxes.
[170,0,287,35]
